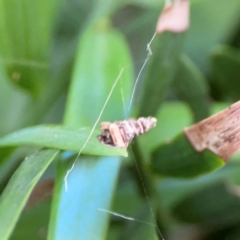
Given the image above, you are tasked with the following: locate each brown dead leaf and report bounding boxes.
[156,0,189,33]
[184,101,240,161]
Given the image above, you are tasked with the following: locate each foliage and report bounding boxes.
[1,0,240,239]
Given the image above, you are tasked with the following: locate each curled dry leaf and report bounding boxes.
[184,101,240,161]
[156,0,189,33]
[98,117,157,148]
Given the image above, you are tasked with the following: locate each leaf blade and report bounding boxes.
[0,125,127,157]
[172,55,210,122]
[48,24,132,239]
[48,155,121,240]
[138,32,185,116]
[0,149,59,240]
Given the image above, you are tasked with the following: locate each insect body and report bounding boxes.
[98,117,157,148]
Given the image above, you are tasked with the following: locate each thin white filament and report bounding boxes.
[120,75,127,117]
[98,32,165,239]
[98,208,157,227]
[64,68,124,191]
[128,32,157,112]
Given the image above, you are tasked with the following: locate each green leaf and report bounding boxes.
[172,55,210,122]
[139,102,192,154]
[0,147,42,194]
[48,155,121,240]
[64,25,132,127]
[0,125,127,157]
[151,133,224,178]
[49,24,132,239]
[211,45,240,101]
[0,149,59,240]
[172,182,240,228]
[138,32,185,116]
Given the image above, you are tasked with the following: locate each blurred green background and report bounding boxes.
[1,0,240,239]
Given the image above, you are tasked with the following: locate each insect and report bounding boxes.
[98,116,157,148]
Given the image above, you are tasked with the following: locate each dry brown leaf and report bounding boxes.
[184,101,240,161]
[156,0,189,33]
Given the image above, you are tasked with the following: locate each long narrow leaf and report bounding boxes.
[48,155,121,240]
[172,55,210,122]
[0,149,59,240]
[49,25,132,239]
[138,32,185,116]
[64,27,132,127]
[0,125,127,157]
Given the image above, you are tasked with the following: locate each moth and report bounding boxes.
[98,116,157,148]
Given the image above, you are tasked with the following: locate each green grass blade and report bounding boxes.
[48,155,121,240]
[139,102,192,154]
[0,149,59,240]
[138,32,185,116]
[0,125,127,157]
[48,23,132,239]
[64,25,132,127]
[172,55,210,122]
